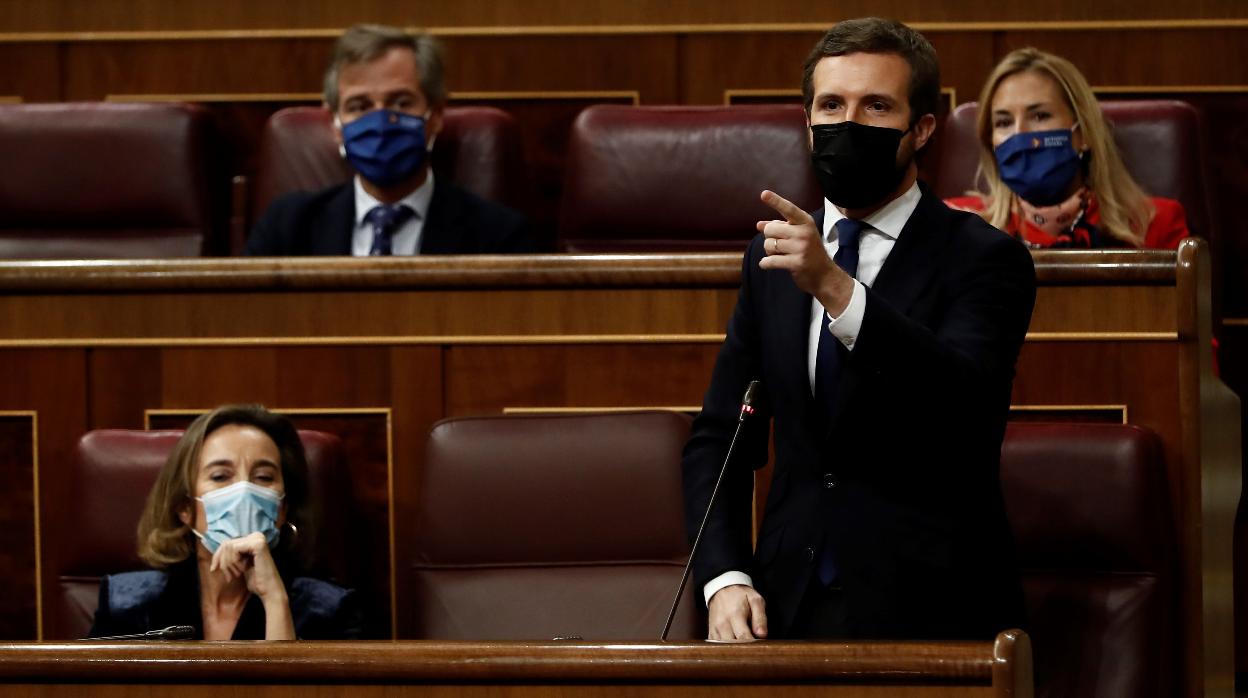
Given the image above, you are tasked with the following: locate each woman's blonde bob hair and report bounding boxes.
[973,47,1153,246]
[136,404,310,568]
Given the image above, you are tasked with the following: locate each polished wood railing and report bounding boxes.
[0,633,1032,697]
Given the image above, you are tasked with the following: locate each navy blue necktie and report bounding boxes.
[365,204,414,256]
[814,218,866,413]
[815,217,865,587]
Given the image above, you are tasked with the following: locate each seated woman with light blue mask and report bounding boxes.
[87,405,361,640]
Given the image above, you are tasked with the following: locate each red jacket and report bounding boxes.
[944,195,1188,249]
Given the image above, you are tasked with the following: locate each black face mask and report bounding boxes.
[809,121,909,210]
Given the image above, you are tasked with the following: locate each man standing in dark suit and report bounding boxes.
[683,18,1035,641]
[246,24,532,256]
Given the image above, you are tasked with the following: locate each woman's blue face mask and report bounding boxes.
[192,481,284,553]
[993,124,1084,206]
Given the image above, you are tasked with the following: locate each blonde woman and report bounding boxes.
[947,48,1188,249]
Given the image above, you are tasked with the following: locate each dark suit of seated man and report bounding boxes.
[246,24,533,256]
[682,17,1035,642]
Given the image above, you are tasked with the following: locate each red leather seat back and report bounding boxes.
[1001,423,1175,698]
[557,105,822,252]
[929,103,981,201]
[933,100,1213,241]
[48,429,350,640]
[434,106,526,208]
[412,411,699,640]
[251,106,524,218]
[0,102,217,258]
[251,107,352,217]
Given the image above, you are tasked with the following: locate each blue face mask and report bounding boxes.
[193,481,284,553]
[994,127,1083,206]
[339,109,430,187]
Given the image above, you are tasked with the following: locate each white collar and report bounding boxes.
[353,170,435,226]
[822,180,921,242]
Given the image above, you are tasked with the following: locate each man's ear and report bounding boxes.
[426,103,445,145]
[327,103,343,148]
[911,112,937,152]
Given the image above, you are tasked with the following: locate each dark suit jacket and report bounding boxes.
[87,560,362,640]
[682,185,1036,640]
[244,179,534,255]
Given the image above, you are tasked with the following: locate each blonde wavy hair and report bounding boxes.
[973,48,1153,246]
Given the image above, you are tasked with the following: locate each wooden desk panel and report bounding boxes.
[446,343,720,416]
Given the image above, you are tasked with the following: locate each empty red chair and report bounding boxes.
[0,102,219,258]
[1001,422,1175,697]
[558,105,823,252]
[410,411,700,640]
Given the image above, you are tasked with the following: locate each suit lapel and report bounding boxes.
[781,207,825,418]
[314,184,356,255]
[823,187,949,432]
[866,187,948,315]
[419,181,458,254]
[801,207,827,404]
[775,267,817,414]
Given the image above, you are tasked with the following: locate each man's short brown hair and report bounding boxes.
[322,23,446,111]
[801,17,940,124]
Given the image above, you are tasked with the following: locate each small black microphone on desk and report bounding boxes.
[661,380,762,641]
[83,625,196,641]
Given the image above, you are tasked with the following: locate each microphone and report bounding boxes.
[661,380,762,641]
[84,625,196,641]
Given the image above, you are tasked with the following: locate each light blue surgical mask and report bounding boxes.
[192,481,284,553]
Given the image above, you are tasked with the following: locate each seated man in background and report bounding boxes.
[246,24,533,255]
[945,48,1188,249]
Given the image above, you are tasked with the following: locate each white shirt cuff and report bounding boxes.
[703,570,755,606]
[826,279,866,350]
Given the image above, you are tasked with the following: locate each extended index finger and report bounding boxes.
[760,190,813,226]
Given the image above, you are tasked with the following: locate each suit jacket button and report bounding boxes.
[823,473,837,489]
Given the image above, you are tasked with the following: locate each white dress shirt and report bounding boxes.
[350,171,436,256]
[703,181,922,606]
[806,181,921,392]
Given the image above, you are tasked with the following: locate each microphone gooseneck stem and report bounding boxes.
[661,392,755,641]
